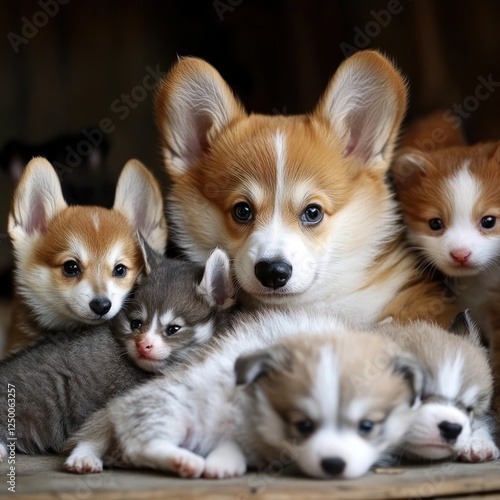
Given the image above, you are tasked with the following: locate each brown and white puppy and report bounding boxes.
[7,157,167,352]
[155,50,456,327]
[392,113,500,406]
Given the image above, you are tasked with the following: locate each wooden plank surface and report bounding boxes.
[1,455,500,499]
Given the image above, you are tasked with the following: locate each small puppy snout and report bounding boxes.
[254,261,292,289]
[321,457,346,476]
[450,249,471,264]
[438,421,463,442]
[136,339,154,357]
[89,297,112,316]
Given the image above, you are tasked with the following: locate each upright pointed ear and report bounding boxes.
[113,159,167,254]
[235,344,292,386]
[448,310,482,348]
[198,248,235,309]
[137,232,164,275]
[314,50,407,171]
[391,148,430,189]
[155,57,246,176]
[392,354,426,407]
[8,157,67,245]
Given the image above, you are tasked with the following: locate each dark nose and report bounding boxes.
[438,421,463,442]
[254,261,292,289]
[89,297,112,316]
[321,457,346,476]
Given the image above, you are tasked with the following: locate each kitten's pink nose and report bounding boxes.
[450,248,471,264]
[136,338,155,358]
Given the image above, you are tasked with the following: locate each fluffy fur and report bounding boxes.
[0,245,235,459]
[64,312,423,480]
[7,158,167,352]
[379,313,498,463]
[155,51,456,327]
[392,116,500,404]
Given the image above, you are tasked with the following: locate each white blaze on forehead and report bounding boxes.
[274,131,286,208]
[91,211,100,231]
[437,354,464,400]
[313,347,339,423]
[144,313,159,337]
[445,165,481,230]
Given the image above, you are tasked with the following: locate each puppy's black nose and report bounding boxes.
[89,297,112,316]
[321,457,346,476]
[438,421,463,442]
[254,261,292,289]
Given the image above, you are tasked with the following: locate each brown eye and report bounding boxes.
[113,264,127,277]
[480,216,496,229]
[232,202,253,223]
[63,260,81,277]
[130,319,142,331]
[429,218,444,231]
[295,419,315,436]
[166,325,181,336]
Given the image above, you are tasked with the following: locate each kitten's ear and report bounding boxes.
[235,344,292,385]
[314,50,407,172]
[155,57,246,176]
[198,248,235,309]
[448,310,482,348]
[137,232,164,275]
[8,157,67,245]
[392,354,426,407]
[113,159,167,254]
[391,148,431,189]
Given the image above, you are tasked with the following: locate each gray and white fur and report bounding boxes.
[0,245,235,459]
[64,312,423,479]
[378,311,498,463]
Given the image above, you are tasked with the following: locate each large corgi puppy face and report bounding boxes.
[8,158,167,330]
[156,51,407,306]
[393,143,500,277]
[236,333,423,479]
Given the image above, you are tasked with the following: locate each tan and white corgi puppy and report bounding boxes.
[379,312,498,463]
[392,117,500,402]
[7,157,167,352]
[65,314,423,479]
[155,51,456,327]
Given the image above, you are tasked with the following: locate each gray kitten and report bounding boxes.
[0,245,235,458]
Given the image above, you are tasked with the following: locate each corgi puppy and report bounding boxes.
[7,157,167,352]
[64,313,423,480]
[155,51,456,327]
[0,244,235,458]
[379,312,498,463]
[392,123,500,402]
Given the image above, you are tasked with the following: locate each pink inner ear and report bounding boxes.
[27,195,47,234]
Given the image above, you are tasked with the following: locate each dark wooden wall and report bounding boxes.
[1,0,500,269]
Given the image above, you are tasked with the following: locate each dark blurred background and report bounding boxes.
[1,0,500,273]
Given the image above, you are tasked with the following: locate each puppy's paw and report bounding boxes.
[172,450,205,478]
[458,438,499,463]
[0,443,7,463]
[64,452,104,474]
[203,456,246,479]
[203,441,247,479]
